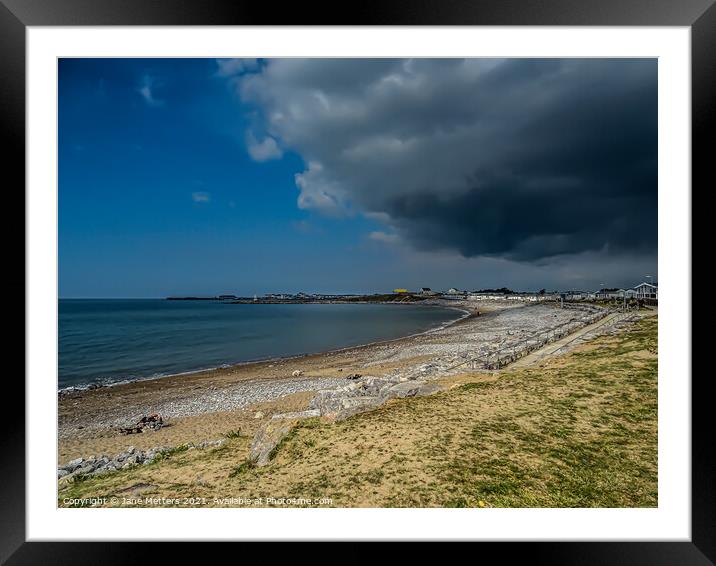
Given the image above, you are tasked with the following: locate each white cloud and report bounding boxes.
[245,130,283,162]
[192,191,211,203]
[138,74,164,107]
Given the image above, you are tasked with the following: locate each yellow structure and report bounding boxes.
[393,289,410,294]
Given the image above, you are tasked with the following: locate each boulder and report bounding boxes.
[249,419,296,466]
[334,397,383,421]
[382,381,441,400]
[65,457,84,472]
[354,377,393,396]
[76,463,97,475]
[308,389,339,411]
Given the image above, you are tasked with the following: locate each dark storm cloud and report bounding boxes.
[227,58,657,262]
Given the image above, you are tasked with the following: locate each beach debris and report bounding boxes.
[119,413,164,435]
[291,370,303,377]
[254,411,265,419]
[345,373,362,380]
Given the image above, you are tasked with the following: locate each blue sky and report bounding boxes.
[59,58,657,297]
[59,59,388,297]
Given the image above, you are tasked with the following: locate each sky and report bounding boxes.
[59,58,658,298]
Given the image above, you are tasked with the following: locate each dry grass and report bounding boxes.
[59,317,657,508]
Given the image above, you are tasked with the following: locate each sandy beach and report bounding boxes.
[58,300,615,464]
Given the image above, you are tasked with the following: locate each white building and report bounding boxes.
[596,288,625,299]
[596,283,657,301]
[632,282,658,299]
[419,287,437,296]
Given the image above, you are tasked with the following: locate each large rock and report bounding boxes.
[308,389,343,413]
[334,396,383,421]
[355,377,394,396]
[382,381,441,400]
[63,457,84,472]
[249,419,296,466]
[309,389,383,418]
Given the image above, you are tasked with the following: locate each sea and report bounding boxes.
[58,299,463,391]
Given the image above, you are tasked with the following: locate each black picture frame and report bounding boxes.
[3,0,707,561]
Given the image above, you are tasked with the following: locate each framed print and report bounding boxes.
[4,0,709,561]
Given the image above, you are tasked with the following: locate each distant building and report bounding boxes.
[418,287,437,296]
[563,290,588,300]
[393,289,410,294]
[596,282,657,301]
[596,288,622,299]
[446,288,464,295]
[633,282,658,299]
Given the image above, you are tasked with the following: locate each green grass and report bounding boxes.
[229,459,257,478]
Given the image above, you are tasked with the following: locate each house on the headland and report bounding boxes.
[633,282,658,299]
[419,287,438,296]
[393,288,410,294]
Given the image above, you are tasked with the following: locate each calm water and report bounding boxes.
[58,299,462,390]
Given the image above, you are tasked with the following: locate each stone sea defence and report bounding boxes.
[482,303,608,369]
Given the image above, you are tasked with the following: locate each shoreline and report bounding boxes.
[58,302,472,395]
[59,301,609,463]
